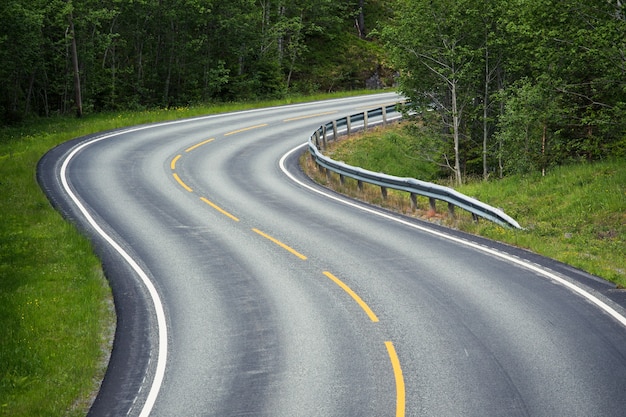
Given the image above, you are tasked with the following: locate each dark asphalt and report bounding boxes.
[38,94,626,416]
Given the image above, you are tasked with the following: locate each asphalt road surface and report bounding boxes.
[38,93,626,416]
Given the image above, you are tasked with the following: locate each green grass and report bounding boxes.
[308,125,626,288]
[0,141,114,416]
[0,90,380,416]
[456,163,626,285]
[326,125,439,181]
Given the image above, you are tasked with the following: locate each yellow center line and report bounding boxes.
[185,138,215,153]
[322,271,379,322]
[224,124,268,136]
[385,341,406,417]
[251,228,307,260]
[172,173,193,192]
[200,197,239,222]
[283,111,337,122]
[170,154,182,170]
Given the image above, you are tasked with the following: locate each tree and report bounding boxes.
[382,0,626,181]
[0,0,47,121]
[383,0,483,185]
[499,0,626,167]
[356,0,366,38]
[67,2,82,117]
[496,77,563,175]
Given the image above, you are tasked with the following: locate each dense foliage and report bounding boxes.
[2,0,624,178]
[383,0,626,181]
[0,0,392,121]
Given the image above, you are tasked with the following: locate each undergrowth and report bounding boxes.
[305,125,626,287]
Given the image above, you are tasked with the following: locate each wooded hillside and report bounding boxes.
[0,0,392,120]
[384,0,626,180]
[2,0,624,179]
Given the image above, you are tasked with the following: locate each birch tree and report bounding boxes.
[383,0,482,185]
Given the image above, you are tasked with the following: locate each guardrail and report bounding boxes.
[307,103,522,229]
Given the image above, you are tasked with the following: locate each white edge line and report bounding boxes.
[55,94,398,416]
[60,127,168,417]
[280,143,626,329]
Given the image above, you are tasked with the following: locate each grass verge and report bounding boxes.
[303,125,626,288]
[0,90,380,416]
[0,138,114,416]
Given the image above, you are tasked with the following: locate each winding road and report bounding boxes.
[38,93,626,416]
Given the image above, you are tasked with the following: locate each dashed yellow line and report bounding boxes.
[172,173,193,192]
[322,271,379,322]
[224,124,268,136]
[185,138,215,153]
[173,132,404,416]
[200,197,239,221]
[171,154,182,170]
[252,228,307,260]
[174,130,403,417]
[385,341,406,417]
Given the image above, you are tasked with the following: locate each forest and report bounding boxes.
[0,0,391,118]
[1,0,625,180]
[384,0,626,183]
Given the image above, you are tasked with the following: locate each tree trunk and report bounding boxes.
[483,48,489,180]
[68,10,83,117]
[25,71,36,116]
[617,0,626,74]
[497,67,506,178]
[451,79,462,185]
[357,0,366,38]
[277,5,285,64]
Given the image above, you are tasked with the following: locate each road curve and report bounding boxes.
[38,93,626,416]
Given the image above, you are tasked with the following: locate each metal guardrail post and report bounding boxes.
[410,193,417,211]
[448,202,455,218]
[429,197,436,212]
